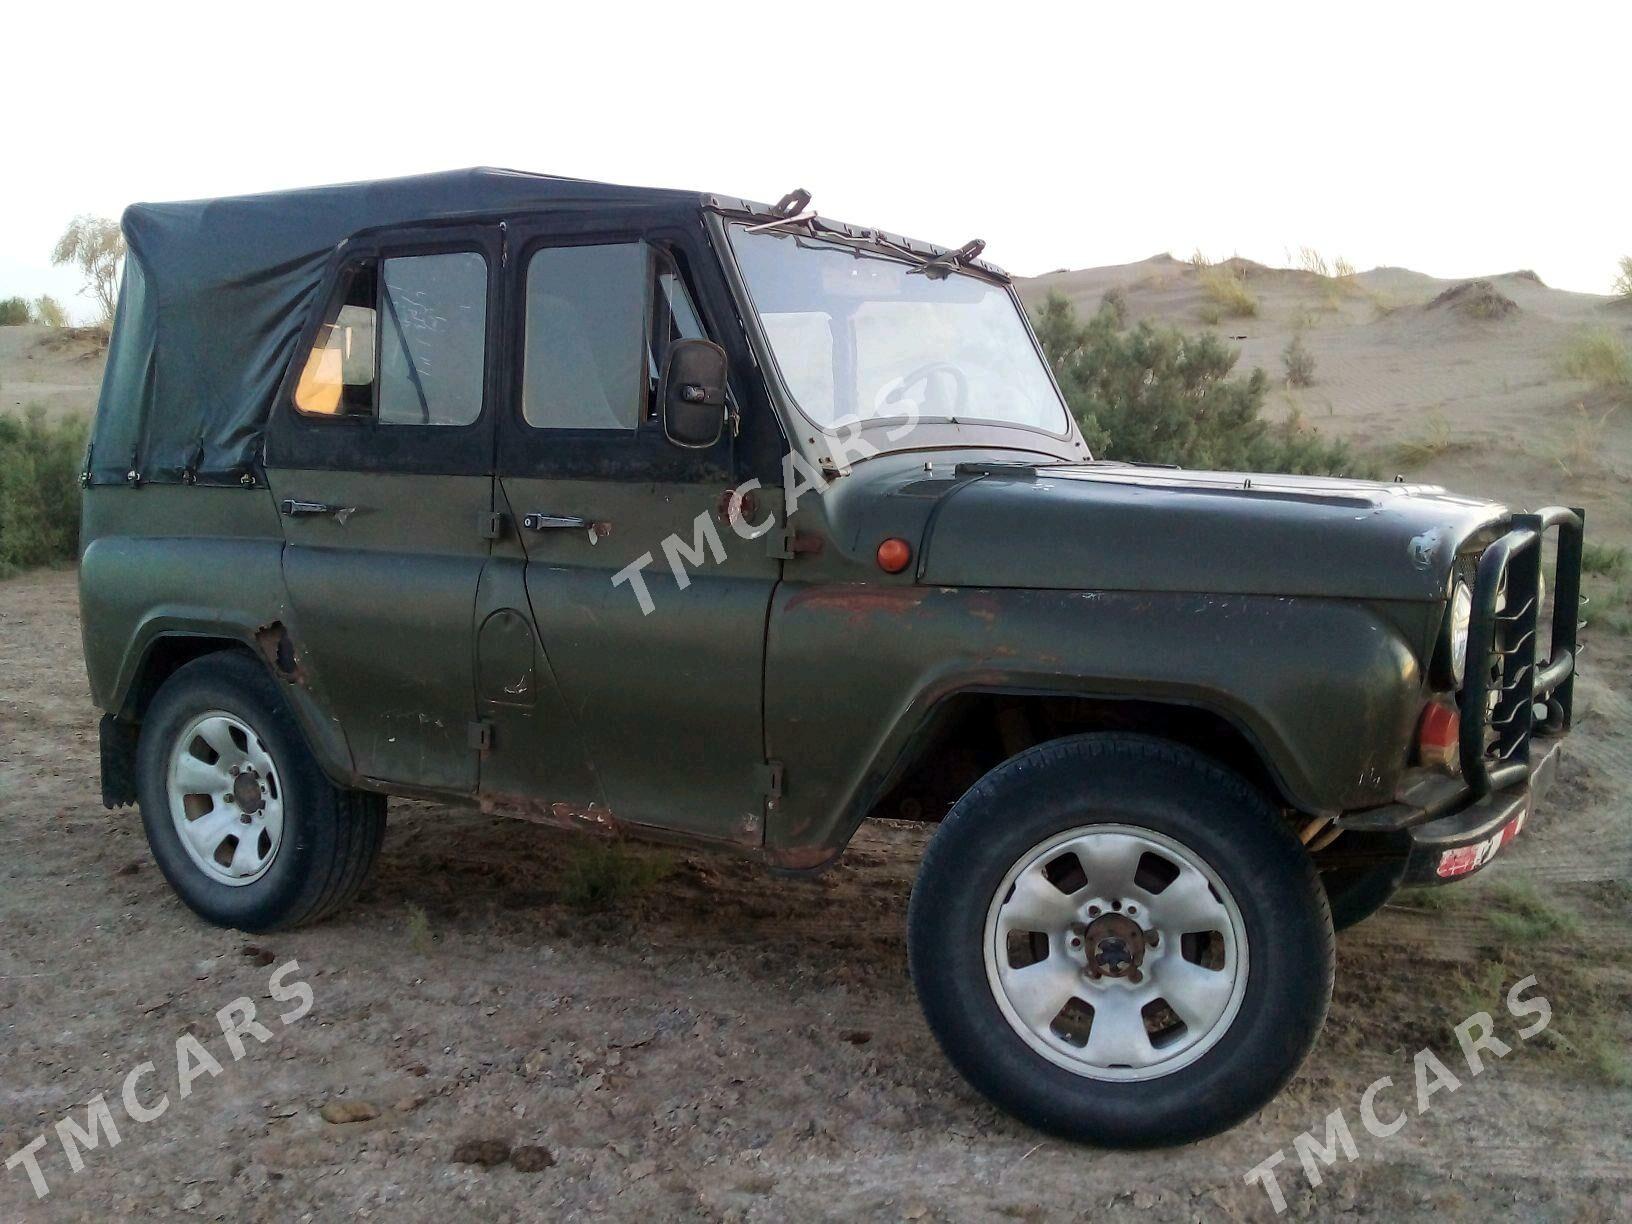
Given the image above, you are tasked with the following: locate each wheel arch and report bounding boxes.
[104,625,355,797]
[775,684,1318,873]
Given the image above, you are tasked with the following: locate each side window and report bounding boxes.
[294,250,487,426]
[522,243,705,430]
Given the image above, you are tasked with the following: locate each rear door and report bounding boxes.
[493,214,784,842]
[265,225,502,792]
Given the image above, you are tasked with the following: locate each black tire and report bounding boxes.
[137,652,386,932]
[908,733,1334,1147]
[1322,859,1408,932]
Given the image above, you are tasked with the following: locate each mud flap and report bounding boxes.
[99,714,140,809]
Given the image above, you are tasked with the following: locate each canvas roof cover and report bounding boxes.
[89,168,700,486]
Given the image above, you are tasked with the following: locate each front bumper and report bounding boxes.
[1400,735,1561,884]
[1337,505,1583,887]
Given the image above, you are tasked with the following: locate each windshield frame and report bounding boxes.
[712,213,1083,458]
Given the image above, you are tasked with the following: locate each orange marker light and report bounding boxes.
[876,538,912,574]
[1417,701,1460,772]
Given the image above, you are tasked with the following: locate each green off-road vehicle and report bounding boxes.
[81,170,1585,1145]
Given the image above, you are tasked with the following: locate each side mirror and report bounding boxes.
[660,338,728,449]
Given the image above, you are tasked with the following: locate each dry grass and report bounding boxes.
[1554,402,1623,476]
[1198,264,1258,318]
[1557,326,1632,393]
[1395,410,1457,466]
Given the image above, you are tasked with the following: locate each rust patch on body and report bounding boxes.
[479,792,621,836]
[783,585,928,627]
[254,621,307,685]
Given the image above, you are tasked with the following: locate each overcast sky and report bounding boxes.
[5,2,1626,321]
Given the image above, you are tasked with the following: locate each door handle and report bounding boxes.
[280,499,357,524]
[521,513,589,531]
[521,512,612,542]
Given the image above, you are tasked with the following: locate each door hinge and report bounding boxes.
[478,511,508,540]
[755,759,785,801]
[766,527,824,560]
[468,721,493,752]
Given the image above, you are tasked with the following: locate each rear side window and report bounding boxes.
[522,243,705,430]
[295,250,487,426]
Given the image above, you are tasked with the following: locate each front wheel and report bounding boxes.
[908,734,1334,1147]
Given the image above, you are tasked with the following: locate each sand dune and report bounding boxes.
[1018,257,1632,550]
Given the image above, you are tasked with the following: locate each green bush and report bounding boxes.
[0,297,33,326]
[1282,332,1316,387]
[0,407,88,576]
[1031,292,1367,476]
[1614,255,1632,302]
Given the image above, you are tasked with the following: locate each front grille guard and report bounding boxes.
[1459,506,1584,797]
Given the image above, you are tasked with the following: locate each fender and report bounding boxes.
[80,531,355,787]
[762,583,1425,866]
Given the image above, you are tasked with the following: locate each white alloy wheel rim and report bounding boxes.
[982,824,1249,1082]
[166,711,285,887]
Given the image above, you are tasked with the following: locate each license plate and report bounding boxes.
[1435,803,1529,879]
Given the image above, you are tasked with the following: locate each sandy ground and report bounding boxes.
[0,326,105,419]
[2,272,1631,1220]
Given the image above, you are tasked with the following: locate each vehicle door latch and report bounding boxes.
[468,721,493,752]
[477,511,508,540]
[755,759,785,803]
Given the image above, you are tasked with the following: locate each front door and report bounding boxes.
[265,225,501,792]
[492,216,785,843]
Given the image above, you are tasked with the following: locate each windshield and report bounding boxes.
[728,226,1070,436]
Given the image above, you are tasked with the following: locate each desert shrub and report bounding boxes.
[1031,291,1366,475]
[1614,256,1632,301]
[32,295,69,328]
[1197,303,1223,326]
[1395,411,1458,467]
[1558,327,1632,392]
[558,840,673,911]
[1428,280,1517,320]
[1282,332,1316,387]
[0,297,32,326]
[1581,542,1628,576]
[1099,285,1128,327]
[0,407,88,576]
[1198,264,1258,318]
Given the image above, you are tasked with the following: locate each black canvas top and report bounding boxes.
[90,168,701,486]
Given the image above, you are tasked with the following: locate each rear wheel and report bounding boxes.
[137,652,385,932]
[908,734,1334,1147]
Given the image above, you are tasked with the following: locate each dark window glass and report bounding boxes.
[377,252,487,426]
[523,244,646,430]
[294,251,487,427]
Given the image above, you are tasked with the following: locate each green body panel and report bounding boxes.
[78,485,353,782]
[262,469,493,793]
[471,524,607,814]
[495,474,779,843]
[763,584,1423,860]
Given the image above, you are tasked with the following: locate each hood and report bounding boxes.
[913,461,1510,601]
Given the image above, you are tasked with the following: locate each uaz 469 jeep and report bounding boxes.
[82,170,1584,1146]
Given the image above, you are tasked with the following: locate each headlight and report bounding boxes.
[1447,581,1473,687]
